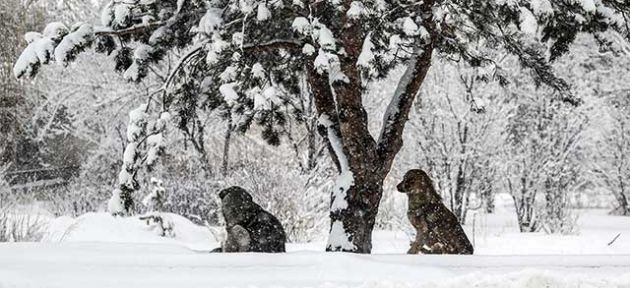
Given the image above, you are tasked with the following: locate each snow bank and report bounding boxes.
[3,208,630,287]
[42,212,219,251]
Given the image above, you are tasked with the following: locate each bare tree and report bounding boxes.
[407,62,506,224]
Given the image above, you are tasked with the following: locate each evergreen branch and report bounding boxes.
[163,43,207,91]
[94,21,166,37]
[241,39,303,52]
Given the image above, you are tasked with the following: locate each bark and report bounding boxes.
[221,117,233,176]
[321,0,383,254]
[482,184,495,214]
[305,64,343,173]
[120,184,136,215]
[377,4,437,172]
[306,117,318,171]
[454,164,467,224]
[613,191,630,216]
[331,176,385,253]
[515,179,538,233]
[614,162,630,215]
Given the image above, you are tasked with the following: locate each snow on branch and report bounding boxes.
[55,23,95,66]
[110,104,171,215]
[13,22,69,78]
[377,42,433,170]
[318,114,353,212]
[378,51,421,141]
[356,32,375,75]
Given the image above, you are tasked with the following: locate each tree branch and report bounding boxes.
[377,1,437,173]
[241,39,303,52]
[305,63,342,173]
[94,21,166,37]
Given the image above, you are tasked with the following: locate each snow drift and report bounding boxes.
[42,212,220,251]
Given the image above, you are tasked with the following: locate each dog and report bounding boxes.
[212,186,286,253]
[397,169,474,255]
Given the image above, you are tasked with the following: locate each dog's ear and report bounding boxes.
[397,171,412,192]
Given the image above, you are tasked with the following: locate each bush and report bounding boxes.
[0,202,46,242]
[0,166,45,242]
[221,161,331,243]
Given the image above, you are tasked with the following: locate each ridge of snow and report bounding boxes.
[316,24,336,50]
[314,49,330,74]
[107,189,124,215]
[580,0,596,12]
[292,0,304,8]
[239,0,255,14]
[402,17,419,36]
[529,0,553,16]
[327,221,356,251]
[519,7,538,35]
[24,32,43,44]
[114,4,132,27]
[292,17,311,35]
[257,3,271,21]
[220,83,240,106]
[346,1,365,19]
[251,62,265,79]
[357,33,375,69]
[13,37,55,78]
[42,22,68,41]
[220,66,238,82]
[122,142,138,169]
[41,212,220,249]
[198,8,223,35]
[302,43,316,55]
[318,114,354,213]
[54,23,94,66]
[127,104,148,142]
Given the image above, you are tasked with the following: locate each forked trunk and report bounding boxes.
[309,0,436,254]
[327,173,384,253]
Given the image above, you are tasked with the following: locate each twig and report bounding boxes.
[608,233,621,246]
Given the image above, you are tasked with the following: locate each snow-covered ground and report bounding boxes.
[1,195,630,288]
[2,242,630,288]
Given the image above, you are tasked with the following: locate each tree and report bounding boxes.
[14,0,630,253]
[503,92,587,233]
[594,94,630,216]
[1,0,46,168]
[406,62,507,224]
[563,36,630,216]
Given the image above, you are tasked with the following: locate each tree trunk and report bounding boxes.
[305,0,436,253]
[221,117,233,176]
[513,193,538,232]
[454,164,467,224]
[119,185,136,215]
[327,174,385,253]
[483,186,495,214]
[613,191,630,216]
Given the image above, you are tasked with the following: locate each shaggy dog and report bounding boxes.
[213,186,286,253]
[397,169,474,255]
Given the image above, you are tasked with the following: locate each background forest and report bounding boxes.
[1,0,630,244]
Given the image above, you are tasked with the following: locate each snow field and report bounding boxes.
[2,197,630,287]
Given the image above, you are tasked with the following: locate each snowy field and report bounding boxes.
[2,242,630,288]
[1,196,630,288]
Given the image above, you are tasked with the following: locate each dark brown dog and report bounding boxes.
[213,186,286,253]
[397,169,474,255]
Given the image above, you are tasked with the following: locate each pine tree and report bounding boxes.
[14,0,630,253]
